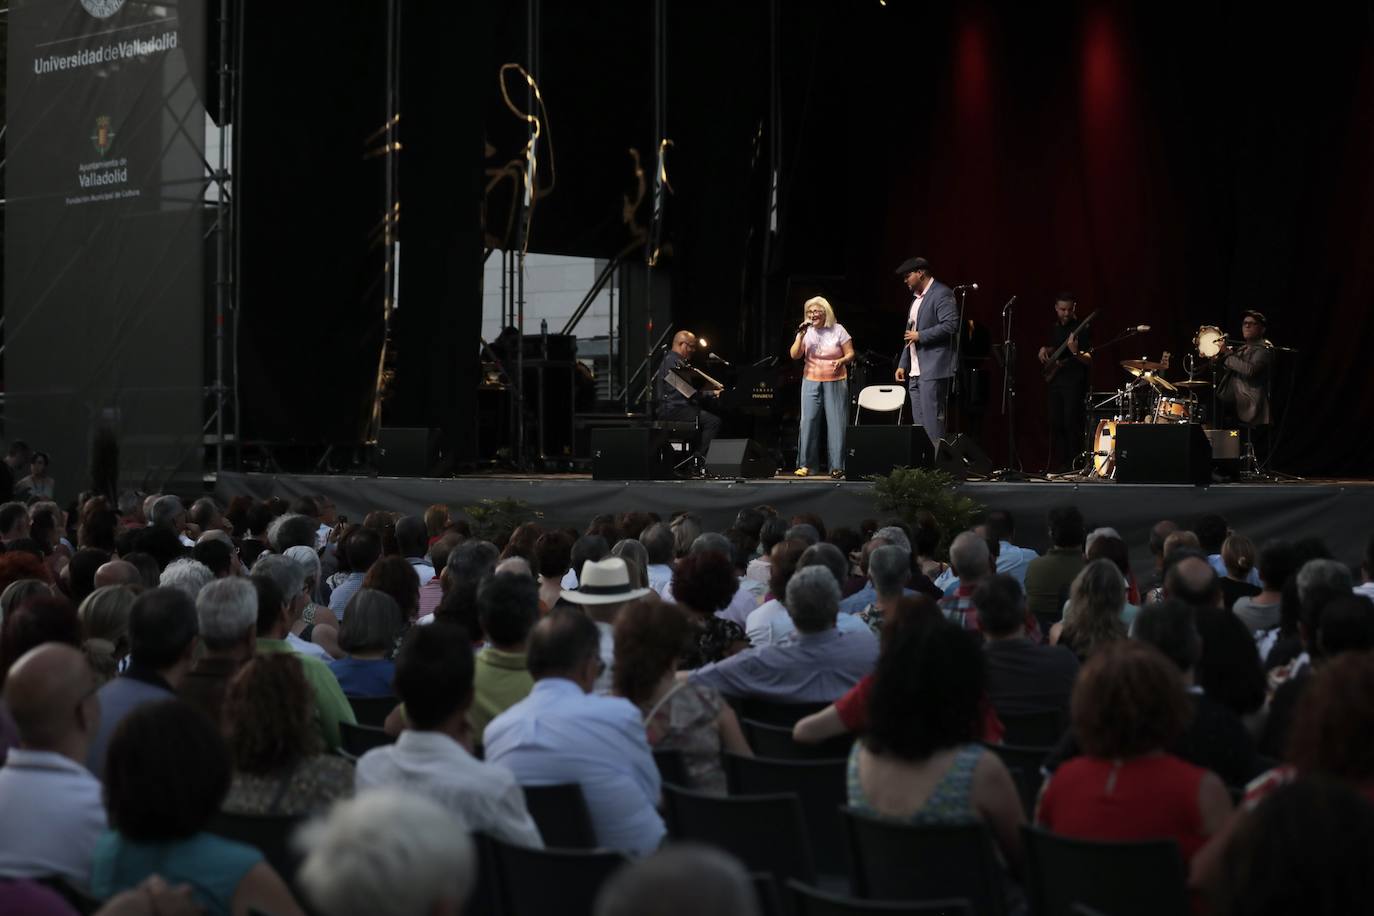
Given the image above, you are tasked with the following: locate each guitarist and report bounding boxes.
[1038,293,1093,472]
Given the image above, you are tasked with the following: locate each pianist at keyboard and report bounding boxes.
[657,330,723,464]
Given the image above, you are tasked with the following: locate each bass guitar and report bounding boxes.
[1043,309,1098,382]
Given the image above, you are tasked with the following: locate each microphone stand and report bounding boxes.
[992,298,1029,481]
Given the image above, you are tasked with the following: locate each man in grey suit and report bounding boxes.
[894,256,959,446]
[1214,310,1274,427]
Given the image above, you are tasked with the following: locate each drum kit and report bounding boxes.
[1086,326,1236,478]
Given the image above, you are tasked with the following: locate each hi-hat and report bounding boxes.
[1172,379,1211,389]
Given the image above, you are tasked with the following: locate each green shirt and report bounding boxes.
[468,647,533,747]
[256,639,356,750]
[1023,548,1086,623]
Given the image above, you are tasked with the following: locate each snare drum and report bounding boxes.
[1152,397,1192,423]
[1195,325,1225,358]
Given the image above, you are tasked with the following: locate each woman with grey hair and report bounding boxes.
[610,538,650,589]
[327,589,402,696]
[1051,558,1128,661]
[286,545,341,658]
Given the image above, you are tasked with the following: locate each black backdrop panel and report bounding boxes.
[5,0,206,497]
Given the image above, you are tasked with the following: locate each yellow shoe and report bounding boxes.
[794,467,811,477]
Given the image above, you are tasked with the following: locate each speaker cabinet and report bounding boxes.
[591,428,676,480]
[1206,428,1241,477]
[704,439,776,479]
[377,427,439,476]
[935,434,994,480]
[845,425,935,478]
[1115,424,1211,485]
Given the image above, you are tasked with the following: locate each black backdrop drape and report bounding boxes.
[229,1,1374,477]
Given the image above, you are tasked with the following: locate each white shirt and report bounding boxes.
[356,730,544,849]
[745,598,873,648]
[593,621,616,696]
[646,563,674,598]
[561,568,579,590]
[907,281,930,375]
[0,749,107,890]
[287,631,332,661]
[485,678,665,857]
[407,557,436,585]
[1354,582,1374,601]
[661,580,762,630]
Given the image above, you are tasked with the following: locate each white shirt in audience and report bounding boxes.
[485,678,665,857]
[287,631,331,661]
[646,563,674,597]
[356,730,543,849]
[745,598,872,648]
[0,749,107,890]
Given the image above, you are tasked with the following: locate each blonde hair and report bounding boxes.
[803,296,837,328]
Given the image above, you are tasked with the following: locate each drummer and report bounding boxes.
[1214,310,1274,429]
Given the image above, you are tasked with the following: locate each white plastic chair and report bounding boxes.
[853,385,906,425]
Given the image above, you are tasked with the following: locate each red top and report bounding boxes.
[1039,753,1208,862]
[834,673,1005,744]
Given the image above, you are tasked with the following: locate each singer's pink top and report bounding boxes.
[801,324,852,383]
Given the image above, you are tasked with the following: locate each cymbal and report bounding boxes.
[1146,374,1177,392]
[1122,366,1177,391]
[1121,358,1167,373]
[1172,379,1211,389]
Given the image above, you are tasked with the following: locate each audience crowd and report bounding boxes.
[0,470,1370,915]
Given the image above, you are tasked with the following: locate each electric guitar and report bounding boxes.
[1042,309,1098,382]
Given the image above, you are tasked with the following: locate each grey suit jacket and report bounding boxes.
[1216,341,1274,426]
[897,280,959,380]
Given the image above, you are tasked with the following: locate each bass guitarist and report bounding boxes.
[1038,293,1093,472]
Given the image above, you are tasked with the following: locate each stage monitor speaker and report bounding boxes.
[704,438,776,479]
[935,434,994,480]
[377,427,439,476]
[845,426,935,478]
[1206,428,1241,477]
[1115,424,1211,485]
[591,427,677,480]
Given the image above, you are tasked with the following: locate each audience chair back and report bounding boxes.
[663,783,816,885]
[996,709,1065,748]
[339,722,395,757]
[489,835,628,916]
[346,695,399,727]
[742,717,857,760]
[842,808,1006,916]
[653,749,690,787]
[1021,825,1188,916]
[522,783,598,849]
[737,698,831,727]
[788,879,974,916]
[724,752,849,876]
[981,742,1051,819]
[753,873,785,916]
[208,812,305,893]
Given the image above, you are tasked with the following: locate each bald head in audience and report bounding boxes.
[94,560,143,589]
[3,644,101,761]
[1165,555,1222,608]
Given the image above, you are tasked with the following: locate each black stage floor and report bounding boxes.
[217,471,1371,576]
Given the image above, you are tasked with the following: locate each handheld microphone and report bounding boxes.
[1002,295,1017,317]
[952,282,980,291]
[797,321,810,334]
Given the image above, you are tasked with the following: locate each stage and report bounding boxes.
[216,471,1371,578]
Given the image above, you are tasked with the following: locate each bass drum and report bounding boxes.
[1091,419,1117,478]
[1195,325,1225,358]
